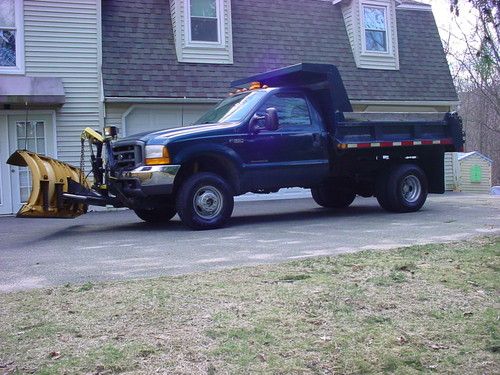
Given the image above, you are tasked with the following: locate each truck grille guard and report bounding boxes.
[110,141,144,172]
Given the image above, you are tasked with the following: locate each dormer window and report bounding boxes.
[363,5,388,52]
[338,0,399,70]
[170,0,233,64]
[189,0,219,43]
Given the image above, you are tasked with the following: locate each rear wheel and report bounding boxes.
[376,164,428,213]
[134,205,176,223]
[176,172,234,230]
[311,184,356,208]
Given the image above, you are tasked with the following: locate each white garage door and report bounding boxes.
[124,104,214,137]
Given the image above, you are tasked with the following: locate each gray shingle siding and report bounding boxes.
[102,0,457,102]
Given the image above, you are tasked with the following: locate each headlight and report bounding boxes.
[145,145,171,165]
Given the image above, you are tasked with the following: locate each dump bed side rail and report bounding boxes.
[334,112,464,152]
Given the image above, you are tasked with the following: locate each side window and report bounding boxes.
[257,94,311,129]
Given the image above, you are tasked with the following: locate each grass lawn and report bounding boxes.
[0,237,498,375]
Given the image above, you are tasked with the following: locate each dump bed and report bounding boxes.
[334,111,464,152]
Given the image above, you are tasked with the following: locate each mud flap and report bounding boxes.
[7,150,90,218]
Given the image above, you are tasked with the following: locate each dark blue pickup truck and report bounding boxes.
[9,63,463,228]
[103,63,463,229]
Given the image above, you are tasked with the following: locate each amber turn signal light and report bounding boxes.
[145,145,171,165]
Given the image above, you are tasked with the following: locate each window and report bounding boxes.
[194,91,267,125]
[0,0,23,73]
[258,94,311,129]
[16,121,46,203]
[189,0,219,43]
[363,5,388,52]
[172,0,233,63]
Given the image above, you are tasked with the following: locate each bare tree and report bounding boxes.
[446,0,500,184]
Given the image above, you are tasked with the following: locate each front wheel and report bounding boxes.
[376,164,428,213]
[176,172,234,230]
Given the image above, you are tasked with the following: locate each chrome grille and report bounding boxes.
[112,143,142,170]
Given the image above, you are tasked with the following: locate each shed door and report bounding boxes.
[124,105,213,136]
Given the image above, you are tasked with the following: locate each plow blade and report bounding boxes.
[7,150,90,218]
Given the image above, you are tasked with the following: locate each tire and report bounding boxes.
[176,172,234,230]
[311,184,356,208]
[134,205,176,223]
[375,168,392,211]
[376,164,428,213]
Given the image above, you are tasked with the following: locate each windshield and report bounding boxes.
[193,91,267,125]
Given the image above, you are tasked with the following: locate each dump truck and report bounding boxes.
[7,63,464,230]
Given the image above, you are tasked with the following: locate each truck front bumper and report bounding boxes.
[111,164,181,197]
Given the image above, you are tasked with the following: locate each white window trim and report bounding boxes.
[0,0,25,75]
[360,1,391,57]
[184,0,225,48]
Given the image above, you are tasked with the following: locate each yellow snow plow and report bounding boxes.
[6,127,117,219]
[7,150,90,218]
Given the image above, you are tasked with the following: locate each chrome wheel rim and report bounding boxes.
[401,175,421,203]
[193,186,223,219]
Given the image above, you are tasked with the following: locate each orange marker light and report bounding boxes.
[249,81,261,90]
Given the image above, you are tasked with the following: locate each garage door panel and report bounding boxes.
[126,107,182,136]
[125,104,214,136]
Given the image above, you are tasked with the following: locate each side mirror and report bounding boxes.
[249,108,279,134]
[264,107,279,131]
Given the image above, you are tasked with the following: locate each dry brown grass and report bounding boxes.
[0,237,498,374]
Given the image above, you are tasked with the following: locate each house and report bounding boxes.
[0,0,458,215]
[101,0,458,137]
[0,0,102,215]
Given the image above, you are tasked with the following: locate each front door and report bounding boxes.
[2,113,55,214]
[238,92,329,190]
[0,114,12,215]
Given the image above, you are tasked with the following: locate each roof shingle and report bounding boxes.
[102,0,457,102]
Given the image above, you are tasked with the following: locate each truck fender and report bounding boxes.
[173,144,243,194]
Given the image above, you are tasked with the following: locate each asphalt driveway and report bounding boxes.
[0,192,498,292]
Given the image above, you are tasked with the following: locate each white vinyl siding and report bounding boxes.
[170,0,233,64]
[340,0,399,70]
[23,0,101,166]
[444,152,459,191]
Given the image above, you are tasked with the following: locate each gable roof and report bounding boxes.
[457,152,493,164]
[102,0,457,102]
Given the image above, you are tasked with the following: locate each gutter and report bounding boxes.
[350,99,460,106]
[105,97,459,107]
[105,97,221,104]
